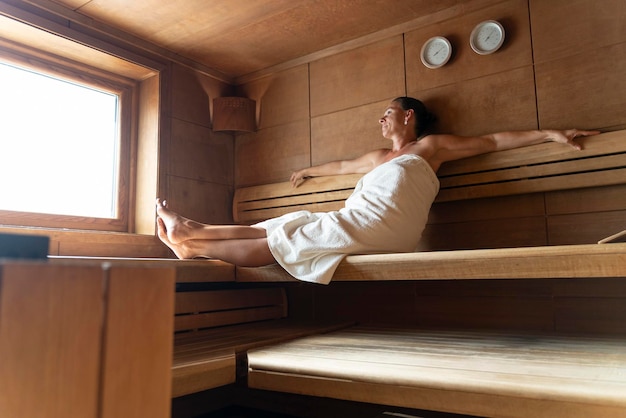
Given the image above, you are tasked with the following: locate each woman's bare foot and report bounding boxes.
[155,198,206,244]
[156,217,196,259]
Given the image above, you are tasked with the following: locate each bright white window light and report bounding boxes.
[0,62,119,218]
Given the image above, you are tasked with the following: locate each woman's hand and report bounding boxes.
[290,169,309,187]
[544,129,601,150]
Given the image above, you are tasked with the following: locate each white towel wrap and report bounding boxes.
[255,154,440,284]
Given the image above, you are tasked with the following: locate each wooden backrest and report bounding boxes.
[233,130,626,224]
[174,287,287,333]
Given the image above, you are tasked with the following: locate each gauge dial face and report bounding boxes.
[420,36,452,69]
[470,20,505,55]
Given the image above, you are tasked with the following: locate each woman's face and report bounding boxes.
[379,101,406,139]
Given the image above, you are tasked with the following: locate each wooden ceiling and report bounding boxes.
[47,0,462,80]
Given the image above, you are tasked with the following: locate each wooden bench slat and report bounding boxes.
[439,153,626,189]
[236,243,626,282]
[437,130,626,176]
[233,130,626,222]
[237,201,346,224]
[171,353,235,398]
[234,174,362,223]
[174,306,286,332]
[172,319,354,398]
[175,288,286,314]
[248,326,626,418]
[437,166,626,202]
[237,189,353,214]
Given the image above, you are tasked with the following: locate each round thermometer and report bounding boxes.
[420,36,452,69]
[470,20,505,55]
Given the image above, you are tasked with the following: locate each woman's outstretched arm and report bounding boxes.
[427,129,601,168]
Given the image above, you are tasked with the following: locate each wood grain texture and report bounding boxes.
[236,243,626,282]
[405,0,532,91]
[100,265,175,418]
[0,262,103,418]
[309,36,405,117]
[248,326,626,417]
[172,319,354,398]
[310,99,394,166]
[236,119,311,186]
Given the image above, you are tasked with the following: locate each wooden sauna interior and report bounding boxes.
[1,0,625,417]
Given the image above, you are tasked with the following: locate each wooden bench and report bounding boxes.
[233,129,626,224]
[48,257,352,399]
[247,326,626,418]
[229,130,626,417]
[0,260,175,418]
[172,284,351,397]
[234,129,626,282]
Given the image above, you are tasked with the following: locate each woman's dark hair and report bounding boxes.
[393,97,436,138]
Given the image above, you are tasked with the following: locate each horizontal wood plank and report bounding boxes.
[50,256,235,283]
[236,243,626,282]
[233,130,626,222]
[172,319,354,397]
[248,326,626,417]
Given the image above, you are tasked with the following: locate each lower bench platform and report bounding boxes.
[247,326,626,418]
[173,319,352,397]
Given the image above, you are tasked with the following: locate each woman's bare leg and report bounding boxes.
[156,199,267,244]
[157,218,275,266]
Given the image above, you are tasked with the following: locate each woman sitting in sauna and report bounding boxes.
[156,97,598,284]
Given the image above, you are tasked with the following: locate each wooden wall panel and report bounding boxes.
[100,266,174,418]
[236,65,310,187]
[531,0,626,130]
[418,216,547,251]
[421,194,547,250]
[415,66,537,137]
[236,120,310,186]
[546,184,626,215]
[428,194,545,224]
[0,264,103,418]
[311,99,393,166]
[170,118,234,185]
[413,295,554,332]
[535,42,626,130]
[555,298,626,335]
[405,0,532,91]
[239,64,309,130]
[530,0,626,64]
[309,36,405,117]
[166,176,233,225]
[167,64,235,222]
[547,211,626,245]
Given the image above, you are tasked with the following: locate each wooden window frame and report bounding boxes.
[0,42,137,232]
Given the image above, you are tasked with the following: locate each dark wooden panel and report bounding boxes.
[419,216,547,251]
[546,184,626,215]
[556,298,626,335]
[310,36,405,117]
[547,210,626,245]
[428,193,545,224]
[414,296,554,332]
[313,282,418,326]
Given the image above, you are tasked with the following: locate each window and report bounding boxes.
[0,46,135,232]
[0,62,120,219]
